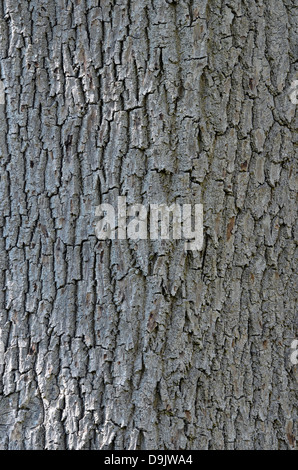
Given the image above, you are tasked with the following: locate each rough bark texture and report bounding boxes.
[0,0,297,450]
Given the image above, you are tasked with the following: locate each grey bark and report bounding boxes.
[0,0,297,450]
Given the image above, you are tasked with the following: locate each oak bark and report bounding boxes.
[0,0,297,450]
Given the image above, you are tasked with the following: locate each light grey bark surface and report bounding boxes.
[0,0,297,450]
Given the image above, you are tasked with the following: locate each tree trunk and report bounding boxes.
[0,0,297,450]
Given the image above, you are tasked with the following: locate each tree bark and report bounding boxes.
[0,0,297,450]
